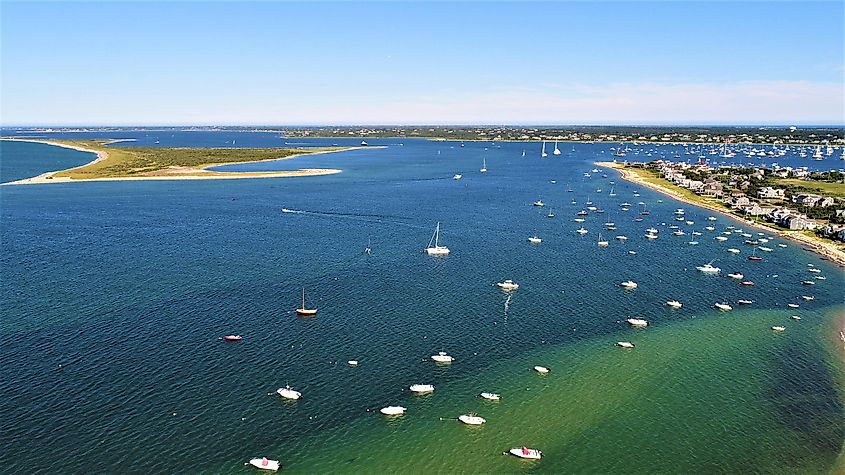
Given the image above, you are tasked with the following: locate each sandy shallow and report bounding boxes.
[0,139,374,185]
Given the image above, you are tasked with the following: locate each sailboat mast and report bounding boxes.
[301,287,305,308]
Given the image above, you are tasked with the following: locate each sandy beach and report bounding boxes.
[0,139,375,185]
[596,161,845,267]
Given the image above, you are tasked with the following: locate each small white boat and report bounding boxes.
[688,241,699,246]
[528,235,543,244]
[727,248,740,254]
[576,228,589,235]
[480,158,488,173]
[627,318,649,327]
[727,273,744,280]
[480,392,501,401]
[533,366,550,374]
[532,200,545,207]
[645,233,658,239]
[787,303,800,308]
[772,326,786,332]
[410,384,435,393]
[497,279,519,291]
[714,303,733,311]
[672,230,686,236]
[737,299,753,305]
[509,447,543,460]
[666,300,683,308]
[380,406,407,416]
[707,216,717,221]
[808,268,822,273]
[801,295,815,301]
[628,250,637,255]
[706,226,716,231]
[616,235,628,241]
[716,236,728,241]
[458,413,486,425]
[248,457,280,472]
[758,246,773,252]
[801,280,816,286]
[431,352,454,363]
[617,341,635,348]
[791,315,802,320]
[777,244,787,248]
[348,360,359,366]
[276,385,301,400]
[620,280,638,289]
[696,262,721,274]
[816,276,827,280]
[597,233,609,247]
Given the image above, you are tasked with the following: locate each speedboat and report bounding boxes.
[741,281,754,286]
[666,300,683,308]
[380,406,407,416]
[777,244,787,248]
[727,248,740,253]
[577,210,588,216]
[716,236,728,241]
[626,318,648,327]
[410,384,435,393]
[737,299,753,305]
[616,341,635,348]
[528,236,543,243]
[628,250,637,255]
[707,216,717,221]
[696,262,721,273]
[620,280,638,289]
[646,227,658,234]
[248,457,280,472]
[533,200,545,207]
[348,360,359,366]
[480,392,501,401]
[673,231,686,236]
[458,413,486,425]
[574,218,585,223]
[688,241,699,245]
[816,276,827,280]
[801,280,815,285]
[276,385,302,400]
[497,279,519,291]
[645,233,658,239]
[509,447,543,460]
[706,226,716,231]
[801,295,814,301]
[727,273,744,279]
[714,303,733,311]
[772,326,786,332]
[431,352,454,363]
[533,366,550,374]
[787,303,800,308]
[223,335,243,341]
[791,315,801,320]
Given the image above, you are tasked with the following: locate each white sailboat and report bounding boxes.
[553,139,561,155]
[541,141,548,158]
[480,158,487,173]
[425,222,450,256]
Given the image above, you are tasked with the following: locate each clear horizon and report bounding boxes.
[2,1,844,126]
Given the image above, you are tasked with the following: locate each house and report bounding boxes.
[785,215,817,230]
[819,224,845,242]
[743,203,775,216]
[700,181,723,197]
[792,194,834,208]
[728,196,751,208]
[757,187,785,200]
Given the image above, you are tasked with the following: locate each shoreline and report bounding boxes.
[596,161,845,267]
[0,139,379,185]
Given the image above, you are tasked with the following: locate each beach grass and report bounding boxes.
[776,179,845,199]
[42,140,335,179]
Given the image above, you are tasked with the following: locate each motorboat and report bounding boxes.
[620,281,638,289]
[577,210,588,216]
[409,384,435,393]
[696,262,721,273]
[787,303,800,308]
[453,174,462,180]
[801,280,815,285]
[706,226,716,231]
[617,341,635,348]
[737,299,754,305]
[673,230,686,236]
[533,366,550,374]
[480,392,501,401]
[509,447,543,460]
[276,385,302,400]
[628,250,637,255]
[808,268,822,273]
[772,326,786,332]
[576,228,589,235]
[666,300,683,308]
[431,352,454,363]
[716,236,728,241]
[626,318,648,327]
[458,413,486,425]
[758,247,773,252]
[533,200,545,207]
[645,233,658,239]
[223,335,243,341]
[646,227,658,234]
[791,315,802,320]
[497,279,519,291]
[707,216,717,221]
[714,303,733,311]
[616,235,628,241]
[528,235,543,243]
[727,248,740,254]
[348,360,359,366]
[741,281,754,286]
[380,406,407,416]
[801,295,815,301]
[248,457,280,471]
[688,241,699,245]
[727,272,744,279]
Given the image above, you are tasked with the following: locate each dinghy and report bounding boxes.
[248,457,280,471]
[458,413,486,425]
[480,392,501,401]
[380,406,407,416]
[509,447,543,460]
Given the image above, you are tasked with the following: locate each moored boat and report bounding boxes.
[509,447,543,460]
[248,457,280,471]
[380,406,407,416]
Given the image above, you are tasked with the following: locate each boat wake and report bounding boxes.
[281,207,412,222]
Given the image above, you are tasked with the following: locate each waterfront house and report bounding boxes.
[757,187,786,200]
[792,194,834,208]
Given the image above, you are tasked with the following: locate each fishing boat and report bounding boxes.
[666,300,683,308]
[528,235,542,244]
[533,366,550,374]
[509,447,543,460]
[627,318,648,327]
[425,222,450,256]
[480,158,487,173]
[772,326,786,332]
[458,413,486,425]
[223,335,243,341]
[696,261,721,273]
[295,288,317,316]
[380,406,407,415]
[248,457,280,471]
[276,385,302,400]
[617,341,635,348]
[727,272,744,279]
[620,280,638,289]
[497,279,519,291]
[431,352,454,363]
[409,384,435,393]
[480,392,501,401]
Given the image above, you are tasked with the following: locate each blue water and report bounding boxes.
[0,141,94,183]
[1,136,843,473]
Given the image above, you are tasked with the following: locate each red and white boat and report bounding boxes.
[509,447,543,460]
[223,335,243,341]
[248,457,280,471]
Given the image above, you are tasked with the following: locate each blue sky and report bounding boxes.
[2,1,843,125]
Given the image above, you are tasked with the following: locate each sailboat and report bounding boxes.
[597,233,609,247]
[425,222,450,256]
[541,141,548,158]
[522,149,526,157]
[295,288,317,316]
[553,139,561,155]
[480,158,488,173]
[608,187,616,197]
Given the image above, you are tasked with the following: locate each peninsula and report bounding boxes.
[0,139,354,185]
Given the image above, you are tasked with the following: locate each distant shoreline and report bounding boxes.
[596,160,845,267]
[0,139,380,185]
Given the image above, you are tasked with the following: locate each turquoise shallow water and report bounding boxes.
[1,136,843,473]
